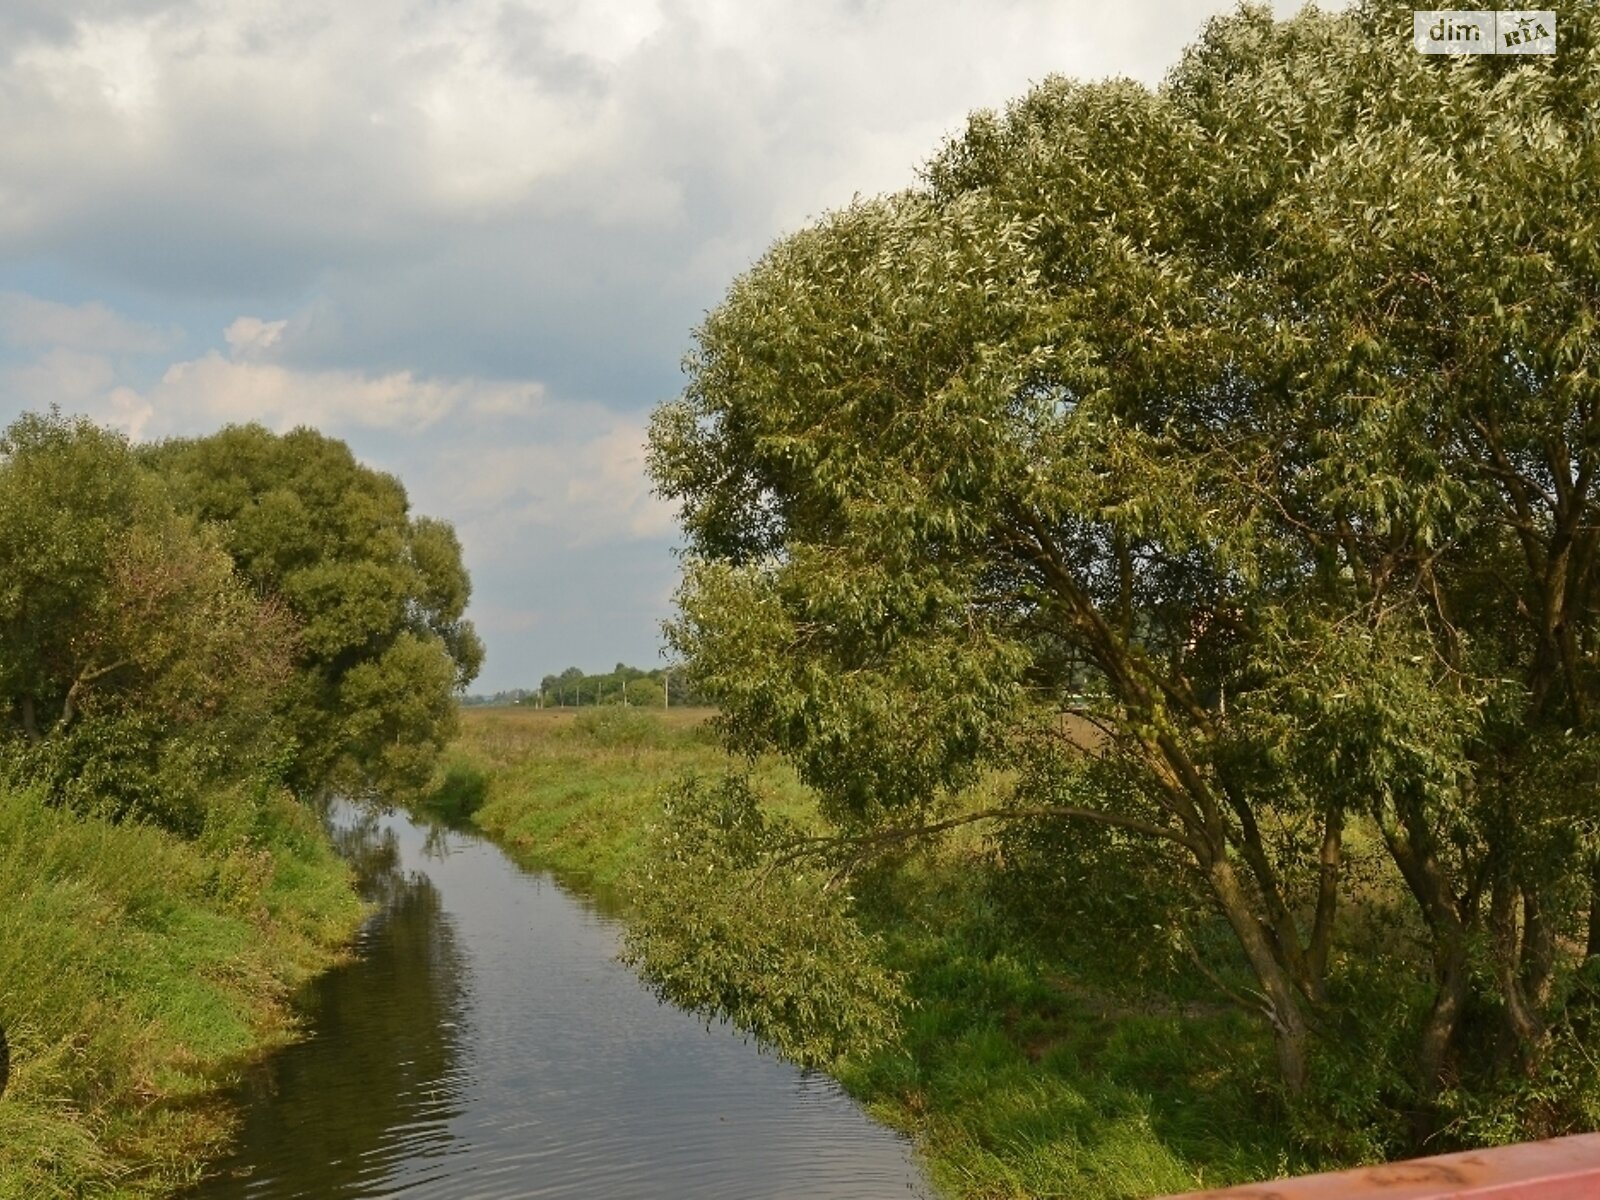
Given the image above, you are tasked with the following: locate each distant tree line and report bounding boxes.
[519,664,707,708]
[461,689,532,707]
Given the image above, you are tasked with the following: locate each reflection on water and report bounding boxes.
[189,804,929,1200]
[194,811,470,1198]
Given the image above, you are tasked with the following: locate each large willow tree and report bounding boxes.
[648,0,1600,1130]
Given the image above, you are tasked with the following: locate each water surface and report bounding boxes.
[189,805,930,1199]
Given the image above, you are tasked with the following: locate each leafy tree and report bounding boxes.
[625,678,663,707]
[648,0,1600,1136]
[0,412,295,831]
[146,425,484,801]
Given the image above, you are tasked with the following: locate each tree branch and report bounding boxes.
[765,802,1204,883]
[60,658,132,729]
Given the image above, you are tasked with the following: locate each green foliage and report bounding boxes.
[532,662,703,708]
[649,0,1600,1142]
[420,760,491,824]
[0,411,148,705]
[573,705,663,754]
[0,412,296,833]
[623,773,905,1067]
[0,407,482,1194]
[456,711,905,1067]
[841,864,1299,1199]
[146,424,483,801]
[623,677,662,707]
[992,746,1198,984]
[0,410,479,1190]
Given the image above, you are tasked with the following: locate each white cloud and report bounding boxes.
[1,306,552,441]
[413,416,673,557]
[566,422,675,542]
[139,352,548,434]
[0,1,1347,263]
[1,347,119,410]
[103,386,155,441]
[15,16,162,118]
[223,315,287,358]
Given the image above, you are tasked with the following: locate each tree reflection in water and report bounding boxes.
[191,805,469,1199]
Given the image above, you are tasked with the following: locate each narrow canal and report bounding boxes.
[188,803,930,1199]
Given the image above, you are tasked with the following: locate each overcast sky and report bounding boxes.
[0,0,1336,692]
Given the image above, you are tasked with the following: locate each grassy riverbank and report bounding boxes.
[447,706,1313,1199]
[0,787,363,1200]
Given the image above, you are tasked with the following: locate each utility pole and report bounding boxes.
[663,671,669,709]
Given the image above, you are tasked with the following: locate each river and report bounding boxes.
[187,803,931,1199]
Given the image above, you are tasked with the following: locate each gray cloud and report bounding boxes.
[0,0,1343,689]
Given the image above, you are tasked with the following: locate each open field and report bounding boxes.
[0,790,364,1200]
[445,706,1318,1199]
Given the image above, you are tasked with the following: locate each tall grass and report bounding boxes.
[457,707,811,888]
[449,707,1310,1199]
[0,787,362,1199]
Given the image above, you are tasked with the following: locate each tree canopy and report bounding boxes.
[146,425,484,801]
[0,411,482,829]
[0,412,295,831]
[648,0,1600,1141]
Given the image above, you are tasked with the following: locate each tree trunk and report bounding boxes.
[1585,858,1600,960]
[1380,808,1473,1125]
[1490,876,1545,1074]
[1520,888,1554,1010]
[1305,800,1344,1000]
[1413,937,1469,1148]
[1209,856,1311,1094]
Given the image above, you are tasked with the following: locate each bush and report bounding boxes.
[572,706,662,755]
[420,761,490,823]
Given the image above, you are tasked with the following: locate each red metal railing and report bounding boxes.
[1160,1133,1600,1199]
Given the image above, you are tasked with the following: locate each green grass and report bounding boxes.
[449,706,1312,1199]
[0,787,363,1200]
[460,706,814,889]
